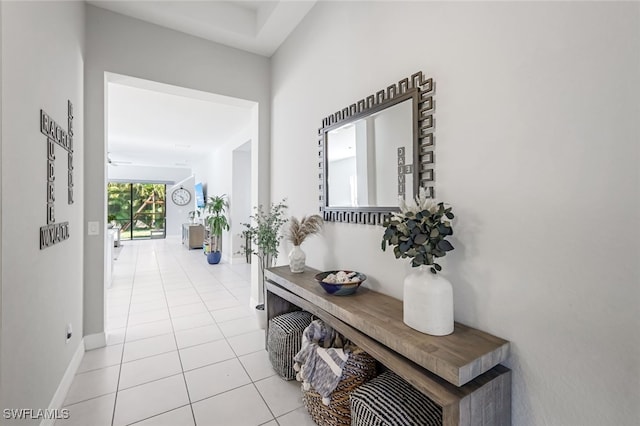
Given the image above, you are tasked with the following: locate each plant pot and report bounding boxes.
[207,251,222,264]
[288,245,306,273]
[255,303,267,329]
[403,265,453,336]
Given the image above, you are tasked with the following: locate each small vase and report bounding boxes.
[288,245,306,273]
[403,265,454,336]
[255,303,267,329]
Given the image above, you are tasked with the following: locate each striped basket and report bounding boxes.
[302,348,377,426]
[267,311,313,380]
[350,370,443,426]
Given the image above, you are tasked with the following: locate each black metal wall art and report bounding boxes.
[39,101,74,249]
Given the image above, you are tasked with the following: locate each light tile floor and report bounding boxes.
[57,238,316,426]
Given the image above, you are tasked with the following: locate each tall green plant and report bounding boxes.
[240,199,288,303]
[205,195,230,252]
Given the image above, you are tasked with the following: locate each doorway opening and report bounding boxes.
[107,182,166,240]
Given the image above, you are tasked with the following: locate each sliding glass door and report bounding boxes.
[107,182,166,240]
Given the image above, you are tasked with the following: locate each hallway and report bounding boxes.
[58,239,314,425]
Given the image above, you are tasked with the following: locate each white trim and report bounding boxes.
[40,340,85,426]
[83,332,106,350]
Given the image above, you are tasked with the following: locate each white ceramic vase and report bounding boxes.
[403,265,454,336]
[288,245,306,273]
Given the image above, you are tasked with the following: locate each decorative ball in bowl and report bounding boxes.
[314,270,367,296]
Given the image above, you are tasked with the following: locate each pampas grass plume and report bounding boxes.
[287,215,323,246]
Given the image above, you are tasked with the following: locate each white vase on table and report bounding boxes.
[403,265,454,336]
[288,245,306,273]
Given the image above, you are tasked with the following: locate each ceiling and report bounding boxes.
[107,78,253,169]
[100,1,317,171]
[88,0,316,57]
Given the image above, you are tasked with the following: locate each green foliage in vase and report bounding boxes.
[205,195,230,252]
[240,199,288,302]
[381,188,455,274]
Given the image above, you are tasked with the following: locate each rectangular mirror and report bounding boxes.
[318,71,435,225]
[327,99,413,208]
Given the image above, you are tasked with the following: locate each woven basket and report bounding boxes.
[302,349,377,426]
[267,311,313,380]
[350,370,443,426]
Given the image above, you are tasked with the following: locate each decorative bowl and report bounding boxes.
[314,270,367,296]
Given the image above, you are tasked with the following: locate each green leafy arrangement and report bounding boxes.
[205,195,230,236]
[240,199,288,303]
[381,188,454,274]
[205,195,230,252]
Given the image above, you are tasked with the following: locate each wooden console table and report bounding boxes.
[265,266,511,426]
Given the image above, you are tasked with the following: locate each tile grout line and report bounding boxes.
[159,240,199,426]
[110,242,138,426]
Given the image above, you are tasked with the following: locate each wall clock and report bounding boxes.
[171,187,192,206]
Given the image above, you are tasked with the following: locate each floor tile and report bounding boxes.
[179,339,236,371]
[192,384,273,426]
[127,308,170,327]
[77,344,123,373]
[166,294,203,307]
[218,316,261,337]
[119,351,182,390]
[210,306,253,323]
[59,393,116,426]
[227,329,265,356]
[184,358,251,402]
[123,333,177,363]
[130,405,194,426]
[113,374,189,426]
[238,350,276,381]
[255,375,303,417]
[106,328,126,345]
[168,302,209,319]
[204,297,242,311]
[107,315,128,330]
[172,312,215,331]
[174,324,224,349]
[126,319,173,342]
[129,300,168,314]
[70,240,304,426]
[276,406,316,426]
[64,365,120,406]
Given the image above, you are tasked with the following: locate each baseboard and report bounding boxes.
[83,332,106,350]
[41,339,85,426]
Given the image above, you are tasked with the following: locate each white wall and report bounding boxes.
[166,176,196,237]
[107,164,190,184]
[84,5,271,336]
[231,144,251,260]
[108,164,192,237]
[1,1,85,421]
[271,2,640,425]
[195,131,253,263]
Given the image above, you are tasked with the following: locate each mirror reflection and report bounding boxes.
[326,99,413,208]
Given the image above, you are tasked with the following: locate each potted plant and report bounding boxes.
[285,215,323,273]
[240,199,288,328]
[381,187,455,336]
[204,195,230,264]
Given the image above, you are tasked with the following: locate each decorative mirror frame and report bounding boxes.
[318,71,435,225]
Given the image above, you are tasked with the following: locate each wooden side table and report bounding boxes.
[265,266,511,426]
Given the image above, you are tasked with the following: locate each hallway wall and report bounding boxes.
[84,5,271,339]
[0,1,85,421]
[271,2,640,425]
